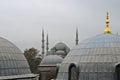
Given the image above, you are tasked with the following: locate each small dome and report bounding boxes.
[39,55,63,66]
[0,37,36,79]
[54,42,69,50]
[55,50,65,55]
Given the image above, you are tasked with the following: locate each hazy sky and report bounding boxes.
[0,0,120,52]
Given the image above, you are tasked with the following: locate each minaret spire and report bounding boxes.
[46,33,49,55]
[41,29,45,58]
[104,12,112,34]
[76,28,79,45]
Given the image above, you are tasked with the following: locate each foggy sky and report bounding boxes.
[0,0,120,52]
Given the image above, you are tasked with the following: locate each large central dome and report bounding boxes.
[56,34,120,80]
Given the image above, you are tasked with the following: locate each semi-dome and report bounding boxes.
[56,34,120,80]
[39,55,63,66]
[55,50,65,55]
[0,37,37,79]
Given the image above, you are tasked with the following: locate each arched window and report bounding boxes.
[68,64,78,80]
[115,64,120,80]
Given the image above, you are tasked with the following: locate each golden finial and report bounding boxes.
[104,12,112,34]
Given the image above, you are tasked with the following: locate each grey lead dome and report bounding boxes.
[0,37,36,79]
[54,42,68,50]
[39,55,63,66]
[53,42,70,53]
[56,34,120,80]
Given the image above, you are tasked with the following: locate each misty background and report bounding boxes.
[0,0,120,52]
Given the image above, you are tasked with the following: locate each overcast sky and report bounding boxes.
[0,0,120,52]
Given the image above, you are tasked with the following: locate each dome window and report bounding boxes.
[115,64,120,80]
[68,63,78,80]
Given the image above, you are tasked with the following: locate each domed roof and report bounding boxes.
[39,55,63,66]
[55,50,65,55]
[53,42,69,51]
[0,37,36,79]
[56,34,120,80]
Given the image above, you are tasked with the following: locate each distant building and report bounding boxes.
[0,37,39,80]
[38,42,70,80]
[38,16,79,80]
[47,42,70,58]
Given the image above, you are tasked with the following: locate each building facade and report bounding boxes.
[38,55,63,80]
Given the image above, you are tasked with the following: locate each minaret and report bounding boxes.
[76,28,79,45]
[104,12,112,34]
[46,33,49,55]
[41,29,45,58]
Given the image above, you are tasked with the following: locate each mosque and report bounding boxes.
[38,12,120,80]
[38,29,72,80]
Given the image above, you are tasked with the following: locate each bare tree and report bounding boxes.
[24,48,42,73]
